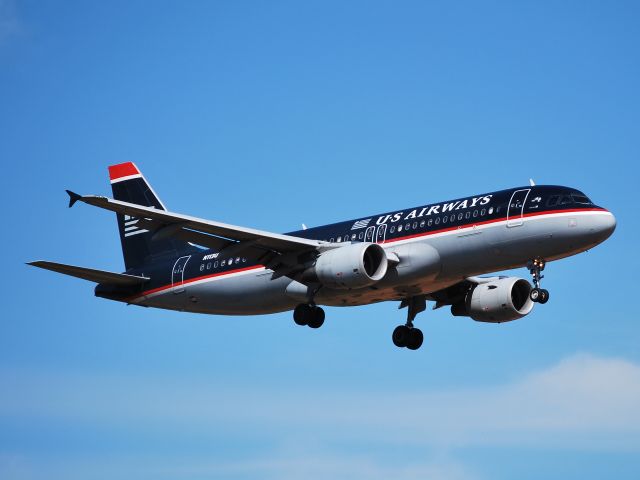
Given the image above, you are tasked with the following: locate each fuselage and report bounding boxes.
[96,185,615,315]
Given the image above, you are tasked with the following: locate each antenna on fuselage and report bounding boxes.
[529,178,536,186]
[302,223,308,230]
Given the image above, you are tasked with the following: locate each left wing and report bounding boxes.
[66,191,333,258]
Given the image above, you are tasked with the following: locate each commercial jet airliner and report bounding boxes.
[29,163,616,350]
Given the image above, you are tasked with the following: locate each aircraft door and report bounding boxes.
[376,224,387,243]
[507,189,531,227]
[365,226,375,243]
[171,255,191,294]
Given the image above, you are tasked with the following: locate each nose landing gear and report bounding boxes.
[528,258,550,304]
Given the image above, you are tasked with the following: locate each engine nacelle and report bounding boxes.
[451,277,534,323]
[308,242,388,289]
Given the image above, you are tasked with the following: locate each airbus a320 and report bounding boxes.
[29,162,616,350]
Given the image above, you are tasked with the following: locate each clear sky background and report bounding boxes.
[1,1,639,479]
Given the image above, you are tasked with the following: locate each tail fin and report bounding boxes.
[109,162,191,270]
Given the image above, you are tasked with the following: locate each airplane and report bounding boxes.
[29,162,616,350]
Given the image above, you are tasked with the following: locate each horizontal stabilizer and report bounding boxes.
[27,261,149,286]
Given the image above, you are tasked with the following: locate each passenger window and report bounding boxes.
[435,217,441,225]
[428,219,433,226]
[420,220,425,228]
[405,223,410,230]
[207,262,212,270]
[329,238,334,243]
[443,216,448,223]
[337,236,342,242]
[214,261,219,268]
[390,226,396,233]
[358,232,364,240]
[200,264,205,271]
[228,258,234,266]
[242,258,247,263]
[413,222,418,229]
[473,210,478,217]
[481,208,486,215]
[398,225,403,232]
[352,234,357,240]
[221,260,226,267]
[465,211,470,219]
[450,214,455,222]
[236,257,241,264]
[488,207,494,214]
[457,213,463,220]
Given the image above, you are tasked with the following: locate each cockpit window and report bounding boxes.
[547,195,559,206]
[572,194,592,205]
[559,195,573,205]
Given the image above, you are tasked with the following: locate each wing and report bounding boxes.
[28,260,149,285]
[66,191,334,261]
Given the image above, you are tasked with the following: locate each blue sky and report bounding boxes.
[1,0,639,478]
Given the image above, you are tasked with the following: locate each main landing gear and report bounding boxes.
[293,303,325,329]
[392,296,426,350]
[528,257,550,304]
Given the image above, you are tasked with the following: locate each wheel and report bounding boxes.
[406,328,424,350]
[307,307,325,329]
[538,289,550,304]
[530,287,541,302]
[293,304,309,326]
[392,325,411,348]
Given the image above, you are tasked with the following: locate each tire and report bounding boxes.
[293,304,309,326]
[308,307,325,329]
[406,328,424,351]
[392,325,410,348]
[538,289,550,304]
[530,288,541,302]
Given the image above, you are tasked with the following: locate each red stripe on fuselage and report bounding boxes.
[130,265,264,301]
[382,207,608,244]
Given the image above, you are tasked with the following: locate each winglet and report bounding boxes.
[66,190,82,208]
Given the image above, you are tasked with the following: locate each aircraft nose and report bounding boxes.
[589,210,616,243]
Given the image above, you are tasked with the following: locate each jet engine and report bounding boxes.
[305,242,388,289]
[451,277,534,323]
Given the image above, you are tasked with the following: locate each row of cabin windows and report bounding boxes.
[199,257,247,272]
[325,207,494,243]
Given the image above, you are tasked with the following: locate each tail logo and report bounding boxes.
[123,215,149,237]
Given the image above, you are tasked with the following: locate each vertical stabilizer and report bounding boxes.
[109,162,190,270]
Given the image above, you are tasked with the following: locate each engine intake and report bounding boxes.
[451,277,534,323]
[307,242,388,289]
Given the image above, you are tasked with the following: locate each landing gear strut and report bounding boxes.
[392,296,425,350]
[293,303,325,329]
[527,257,550,304]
